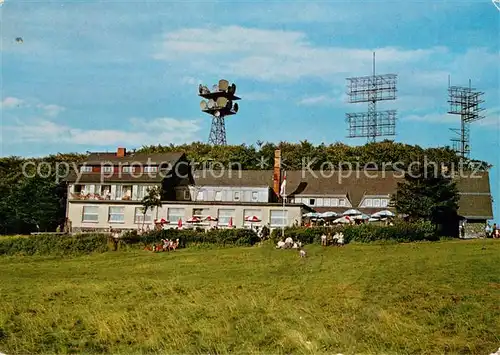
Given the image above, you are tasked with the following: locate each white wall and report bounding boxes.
[67,201,302,231]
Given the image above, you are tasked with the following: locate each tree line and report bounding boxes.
[0,141,489,234]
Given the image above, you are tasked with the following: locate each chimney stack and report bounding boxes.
[117,147,126,157]
[273,149,281,197]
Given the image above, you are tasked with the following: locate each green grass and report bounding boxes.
[1,240,499,354]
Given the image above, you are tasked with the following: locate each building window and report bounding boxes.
[196,190,204,201]
[365,199,373,207]
[215,191,222,201]
[122,166,136,173]
[381,199,388,207]
[80,166,92,173]
[134,207,152,224]
[82,206,99,222]
[167,208,185,223]
[108,206,125,223]
[117,185,132,200]
[243,209,262,226]
[234,191,240,201]
[184,190,190,200]
[102,166,113,173]
[270,210,288,227]
[316,198,324,207]
[309,199,315,206]
[252,191,258,201]
[218,209,235,226]
[324,198,331,207]
[373,199,381,207]
[339,199,346,207]
[102,185,111,199]
[144,166,158,173]
[193,208,209,218]
[331,198,339,207]
[137,185,152,200]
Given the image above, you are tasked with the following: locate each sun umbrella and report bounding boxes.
[371,210,395,218]
[319,211,337,218]
[187,216,202,223]
[352,214,370,220]
[177,218,182,228]
[342,209,362,216]
[204,216,218,222]
[332,215,353,224]
[303,212,320,218]
[228,217,233,228]
[245,216,261,223]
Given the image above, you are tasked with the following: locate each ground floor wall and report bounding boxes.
[67,202,303,233]
[461,220,487,238]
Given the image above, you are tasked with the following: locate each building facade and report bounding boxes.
[65,147,494,236]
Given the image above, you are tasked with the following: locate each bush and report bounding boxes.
[0,233,109,256]
[121,228,260,248]
[270,221,438,245]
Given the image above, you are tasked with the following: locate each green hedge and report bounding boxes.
[0,233,109,256]
[121,228,260,248]
[0,229,261,256]
[270,221,438,244]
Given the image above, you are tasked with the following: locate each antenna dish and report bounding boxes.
[214,110,221,117]
[216,97,228,108]
[200,100,208,110]
[212,84,219,92]
[218,79,229,92]
[233,102,239,113]
[207,99,215,109]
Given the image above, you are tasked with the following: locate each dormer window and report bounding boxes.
[122,166,136,173]
[80,166,92,173]
[144,166,158,173]
[102,166,113,173]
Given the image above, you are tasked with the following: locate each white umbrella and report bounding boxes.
[371,210,395,218]
[332,215,353,224]
[368,217,380,222]
[319,211,337,218]
[352,214,370,220]
[342,209,362,216]
[303,212,320,218]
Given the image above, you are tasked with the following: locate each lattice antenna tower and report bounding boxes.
[198,79,241,146]
[448,77,485,159]
[345,52,398,142]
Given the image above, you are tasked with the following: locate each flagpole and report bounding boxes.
[282,171,286,239]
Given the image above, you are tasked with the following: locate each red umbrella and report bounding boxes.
[187,216,201,223]
[160,218,169,224]
[228,217,233,228]
[204,216,218,221]
[177,218,182,228]
[245,215,261,223]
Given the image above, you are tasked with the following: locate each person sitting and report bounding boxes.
[284,236,293,249]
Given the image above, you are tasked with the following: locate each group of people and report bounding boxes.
[275,236,303,249]
[321,232,344,246]
[485,223,499,238]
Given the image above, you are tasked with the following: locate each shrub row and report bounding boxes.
[121,228,261,248]
[270,221,438,244]
[0,233,109,256]
[0,229,261,256]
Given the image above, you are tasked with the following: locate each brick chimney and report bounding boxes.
[273,149,281,197]
[117,147,126,157]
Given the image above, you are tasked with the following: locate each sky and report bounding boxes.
[1,0,499,220]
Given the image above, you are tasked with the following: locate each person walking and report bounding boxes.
[485,223,492,238]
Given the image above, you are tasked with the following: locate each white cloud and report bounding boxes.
[180,76,202,85]
[1,97,24,109]
[4,117,202,146]
[154,26,445,82]
[298,95,333,106]
[37,104,65,117]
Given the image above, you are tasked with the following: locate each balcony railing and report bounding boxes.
[70,193,134,201]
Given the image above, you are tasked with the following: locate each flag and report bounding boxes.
[280,171,287,196]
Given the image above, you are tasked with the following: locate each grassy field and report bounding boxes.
[1,240,499,354]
